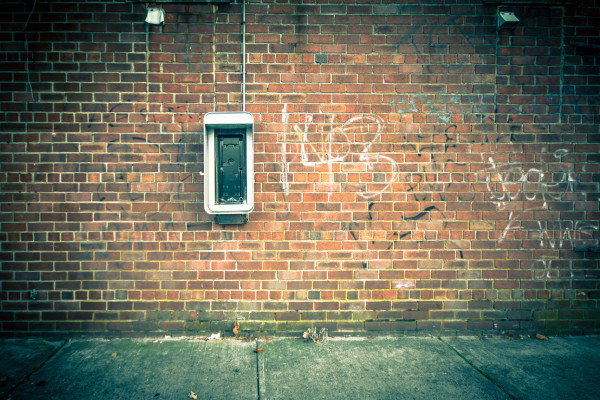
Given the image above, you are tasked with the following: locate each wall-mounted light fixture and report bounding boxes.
[145,7,165,25]
[497,11,519,30]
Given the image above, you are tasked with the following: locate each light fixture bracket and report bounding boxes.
[145,7,165,25]
[497,11,520,30]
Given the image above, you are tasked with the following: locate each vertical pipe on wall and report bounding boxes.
[213,4,217,113]
[145,14,150,122]
[242,0,246,112]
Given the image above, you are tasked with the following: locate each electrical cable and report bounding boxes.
[23,0,38,101]
[23,0,37,61]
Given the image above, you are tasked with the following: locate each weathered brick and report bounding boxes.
[0,0,597,338]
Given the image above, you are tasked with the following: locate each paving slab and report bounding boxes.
[443,336,600,400]
[6,338,258,400]
[3,336,599,400]
[259,337,508,400]
[0,338,65,399]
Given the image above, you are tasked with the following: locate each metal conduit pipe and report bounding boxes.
[242,0,246,112]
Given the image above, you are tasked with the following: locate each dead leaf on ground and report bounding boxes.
[536,333,549,341]
[170,371,175,375]
[111,352,117,357]
[254,347,263,353]
[188,392,197,399]
[233,320,240,338]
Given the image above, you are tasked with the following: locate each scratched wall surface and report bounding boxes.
[1,0,599,336]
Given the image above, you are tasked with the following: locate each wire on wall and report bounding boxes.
[23,0,38,102]
[559,6,565,124]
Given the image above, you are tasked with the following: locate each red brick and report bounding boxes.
[0,0,597,337]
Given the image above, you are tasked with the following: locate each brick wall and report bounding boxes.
[1,0,599,337]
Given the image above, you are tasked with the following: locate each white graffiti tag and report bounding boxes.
[281,104,399,199]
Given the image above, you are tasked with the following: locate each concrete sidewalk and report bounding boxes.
[1,335,598,400]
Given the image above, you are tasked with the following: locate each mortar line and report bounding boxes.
[437,337,518,400]
[1,339,69,400]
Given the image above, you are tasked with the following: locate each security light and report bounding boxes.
[145,7,165,25]
[497,11,519,30]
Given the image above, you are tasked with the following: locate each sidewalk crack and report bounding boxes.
[437,337,518,400]
[255,340,262,400]
[1,339,69,400]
